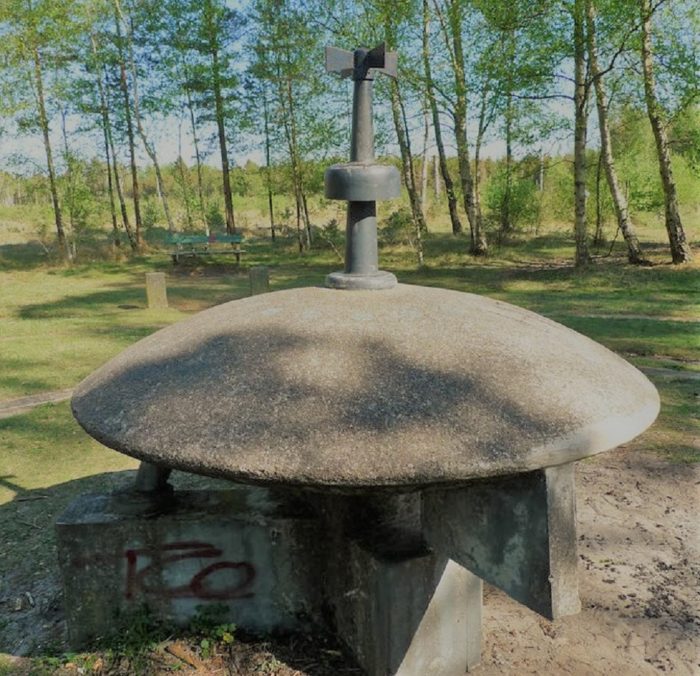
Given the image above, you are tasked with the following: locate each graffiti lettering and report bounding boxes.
[124,541,255,601]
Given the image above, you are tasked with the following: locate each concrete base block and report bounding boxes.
[56,487,320,647]
[57,474,582,671]
[423,463,580,620]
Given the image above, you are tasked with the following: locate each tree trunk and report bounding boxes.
[91,35,134,250]
[177,151,194,231]
[113,7,142,248]
[501,92,513,234]
[397,85,428,235]
[639,0,692,263]
[420,100,430,220]
[106,104,136,250]
[95,60,120,247]
[184,80,208,234]
[422,0,462,235]
[278,68,310,250]
[120,9,175,234]
[474,91,488,243]
[32,47,70,261]
[204,1,236,235]
[586,0,647,264]
[447,0,486,255]
[262,84,275,241]
[60,109,77,239]
[573,0,590,267]
[434,155,441,198]
[594,149,604,247]
[389,79,426,266]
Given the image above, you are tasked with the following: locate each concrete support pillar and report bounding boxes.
[423,463,580,620]
[325,540,482,675]
[315,490,482,674]
[145,272,168,309]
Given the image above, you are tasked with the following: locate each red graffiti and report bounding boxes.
[124,541,255,601]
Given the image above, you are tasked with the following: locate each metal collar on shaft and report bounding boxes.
[324,44,400,290]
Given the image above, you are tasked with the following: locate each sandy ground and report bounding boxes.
[479,448,699,675]
[1,446,698,674]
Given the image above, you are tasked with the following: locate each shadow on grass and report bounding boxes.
[15,276,250,321]
[0,356,63,396]
[0,242,53,271]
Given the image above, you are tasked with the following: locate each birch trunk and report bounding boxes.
[447,0,486,254]
[119,6,175,233]
[262,85,275,241]
[92,37,120,248]
[639,0,692,263]
[183,81,208,234]
[113,8,143,248]
[420,101,429,220]
[392,83,425,265]
[422,0,462,235]
[204,0,236,234]
[573,0,590,267]
[32,47,70,261]
[586,0,647,264]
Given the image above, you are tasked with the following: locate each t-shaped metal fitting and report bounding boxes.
[324,44,401,290]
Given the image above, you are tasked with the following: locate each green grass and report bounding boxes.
[1,236,697,400]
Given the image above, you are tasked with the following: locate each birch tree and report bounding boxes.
[639,0,692,263]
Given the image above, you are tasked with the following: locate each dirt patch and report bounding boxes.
[478,448,699,675]
[0,448,697,674]
[0,390,74,420]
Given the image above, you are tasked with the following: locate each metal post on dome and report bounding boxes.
[324,44,401,290]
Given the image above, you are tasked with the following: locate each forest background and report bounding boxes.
[0,0,698,268]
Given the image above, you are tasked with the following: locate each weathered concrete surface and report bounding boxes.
[309,490,482,674]
[71,284,659,489]
[423,463,580,621]
[55,487,320,647]
[57,484,487,675]
[145,272,168,309]
[326,544,482,675]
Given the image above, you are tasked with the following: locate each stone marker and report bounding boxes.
[248,266,270,296]
[145,272,168,309]
[60,42,660,676]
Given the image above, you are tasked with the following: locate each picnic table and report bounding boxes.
[167,232,245,264]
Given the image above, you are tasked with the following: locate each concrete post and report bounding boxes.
[249,266,270,296]
[423,463,581,620]
[145,272,168,309]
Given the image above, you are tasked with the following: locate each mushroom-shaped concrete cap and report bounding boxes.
[72,285,659,489]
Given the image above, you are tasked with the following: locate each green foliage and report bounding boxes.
[670,105,700,174]
[190,604,236,658]
[380,207,414,245]
[206,203,226,231]
[485,164,541,231]
[142,199,161,230]
[539,157,575,223]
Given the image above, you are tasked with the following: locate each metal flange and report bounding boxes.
[325,163,401,202]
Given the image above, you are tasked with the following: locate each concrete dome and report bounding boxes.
[72,284,659,489]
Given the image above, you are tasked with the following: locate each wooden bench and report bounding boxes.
[167,233,245,264]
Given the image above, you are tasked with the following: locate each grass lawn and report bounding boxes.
[0,223,698,669]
